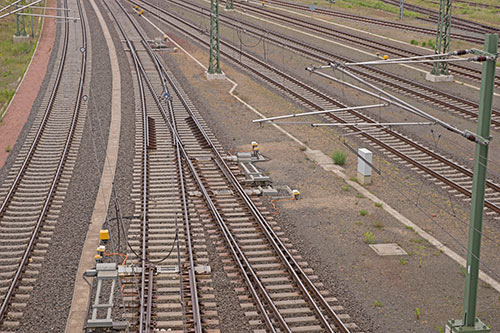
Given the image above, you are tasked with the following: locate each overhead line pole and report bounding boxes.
[208,0,222,74]
[446,33,498,333]
[432,0,452,76]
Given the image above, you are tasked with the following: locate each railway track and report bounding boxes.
[103,0,361,331]
[0,0,88,328]
[215,0,500,88]
[133,0,500,223]
[246,0,485,44]
[381,0,500,35]
[139,0,500,131]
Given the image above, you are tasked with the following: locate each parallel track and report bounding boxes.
[105,0,360,331]
[140,0,500,131]
[136,0,500,222]
[0,0,88,327]
[381,0,500,35]
[249,0,486,44]
[219,0,500,88]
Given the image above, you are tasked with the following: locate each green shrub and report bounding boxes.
[331,151,346,165]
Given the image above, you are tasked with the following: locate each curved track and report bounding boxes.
[0,0,88,328]
[102,0,360,331]
[249,0,486,44]
[133,0,500,224]
[139,0,500,131]
[381,0,500,35]
[219,0,500,88]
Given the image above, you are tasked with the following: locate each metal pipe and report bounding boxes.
[313,121,434,127]
[253,103,386,123]
[308,64,482,144]
[0,0,44,19]
[0,0,23,13]
[344,49,472,66]
[345,57,492,66]
[16,13,80,20]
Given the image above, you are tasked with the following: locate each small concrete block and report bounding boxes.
[357,172,371,185]
[13,34,30,43]
[369,243,407,256]
[195,265,211,274]
[261,187,279,196]
[357,148,372,176]
[156,266,179,274]
[425,72,454,82]
[236,152,252,162]
[205,71,226,80]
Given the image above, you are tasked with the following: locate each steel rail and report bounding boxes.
[135,0,500,218]
[221,0,500,86]
[104,1,208,331]
[140,0,500,129]
[133,42,286,333]
[139,0,499,87]
[0,0,87,322]
[99,2,152,331]
[131,5,352,330]
[0,0,70,217]
[111,2,291,329]
[250,0,485,44]
[380,0,499,34]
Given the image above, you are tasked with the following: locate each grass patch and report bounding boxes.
[374,202,383,208]
[331,150,346,166]
[359,209,368,216]
[364,231,375,244]
[399,258,408,265]
[373,300,383,308]
[341,185,349,191]
[0,1,44,118]
[5,145,11,152]
[355,221,363,226]
[404,225,415,232]
[372,221,383,229]
[355,193,364,198]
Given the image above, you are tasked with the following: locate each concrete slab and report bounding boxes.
[205,71,226,80]
[425,72,454,82]
[13,34,31,43]
[369,243,407,256]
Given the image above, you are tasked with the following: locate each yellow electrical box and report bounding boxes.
[100,229,110,241]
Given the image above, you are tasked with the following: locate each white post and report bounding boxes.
[357,148,372,185]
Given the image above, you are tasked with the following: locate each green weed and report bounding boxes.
[373,300,383,308]
[332,150,346,165]
[374,202,383,208]
[364,231,375,244]
[360,209,368,216]
[372,221,384,229]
